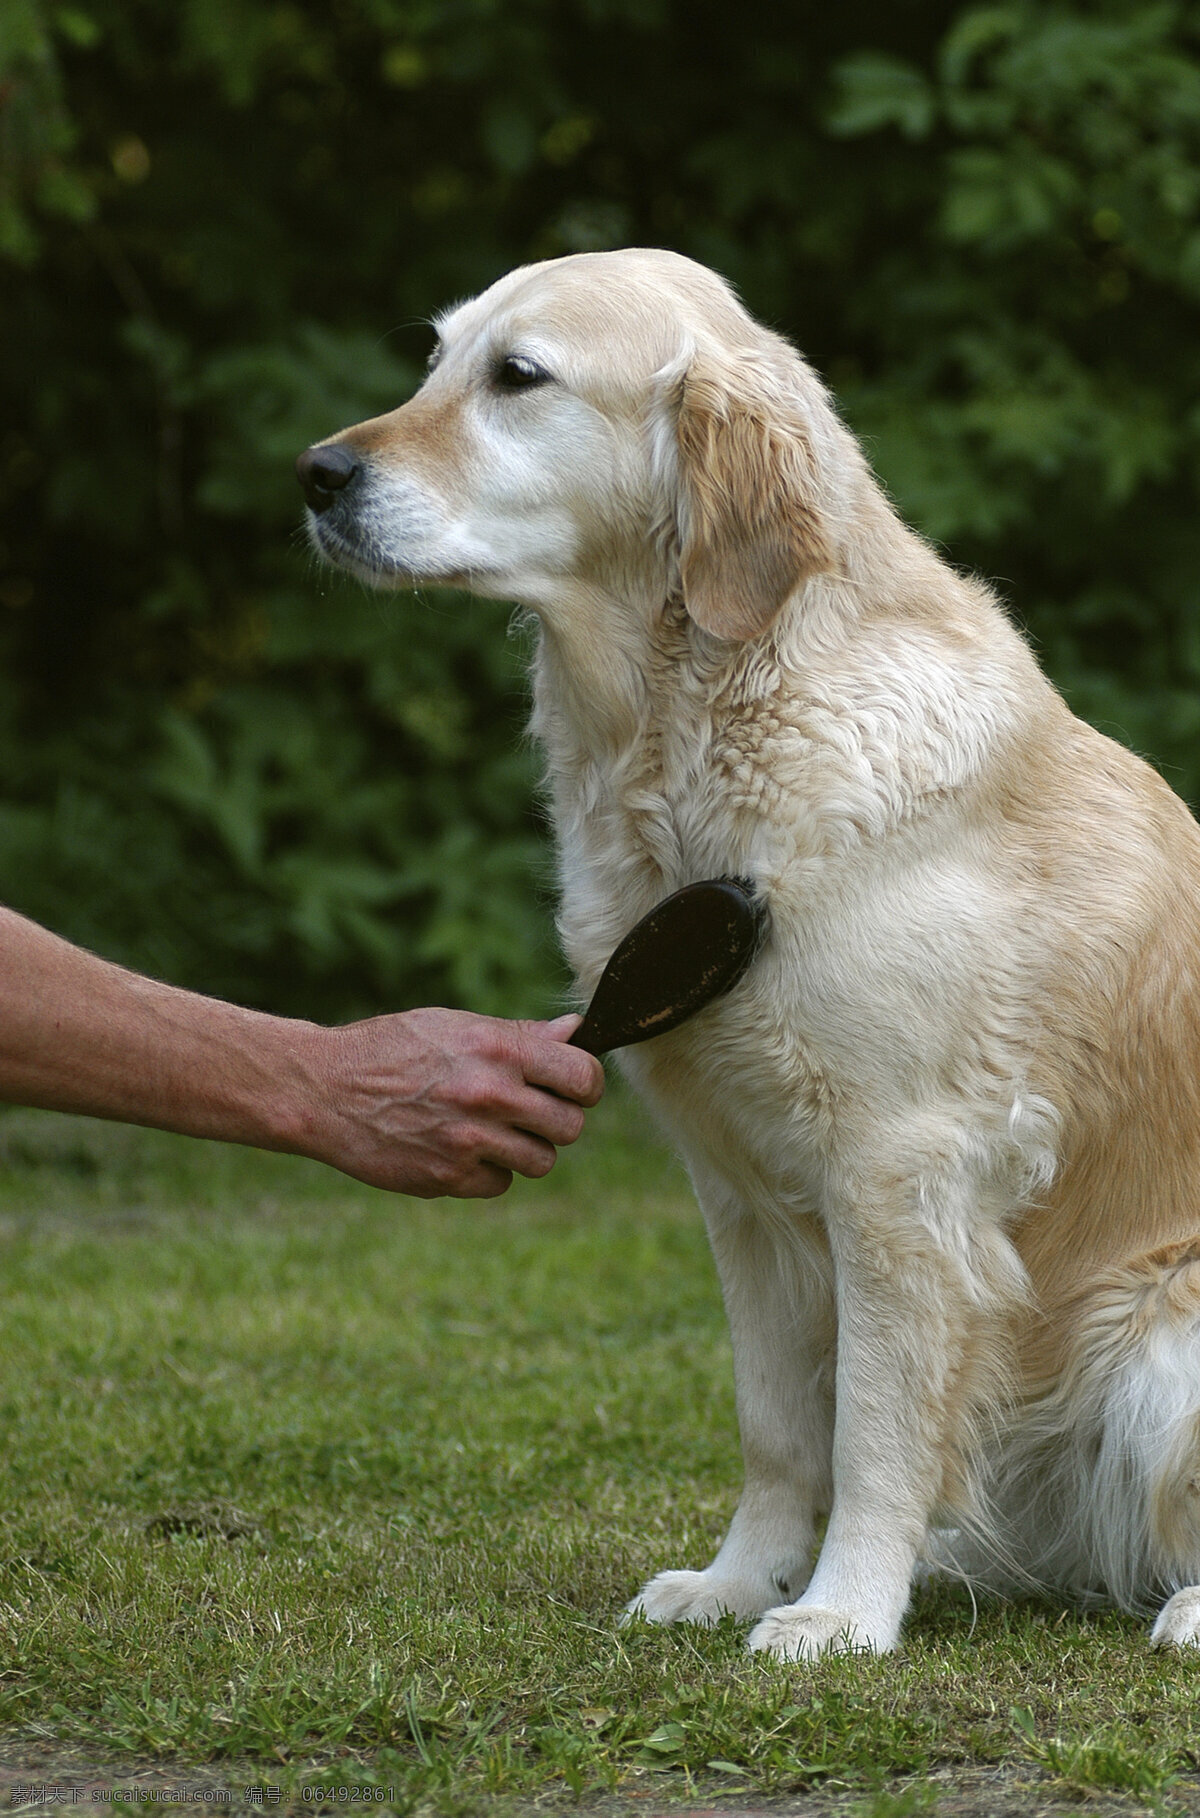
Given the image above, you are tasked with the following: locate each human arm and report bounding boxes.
[0,906,604,1197]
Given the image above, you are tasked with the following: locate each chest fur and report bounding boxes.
[549,649,990,998]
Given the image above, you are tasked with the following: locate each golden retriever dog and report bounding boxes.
[298,248,1200,1657]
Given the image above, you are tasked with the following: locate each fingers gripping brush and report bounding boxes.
[568,878,770,1057]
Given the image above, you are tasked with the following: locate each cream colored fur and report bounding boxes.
[304,248,1200,1657]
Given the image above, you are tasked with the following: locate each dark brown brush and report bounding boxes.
[568,878,769,1057]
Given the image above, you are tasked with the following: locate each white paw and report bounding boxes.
[1150,1586,1200,1648]
[625,1568,775,1625]
[747,1603,884,1660]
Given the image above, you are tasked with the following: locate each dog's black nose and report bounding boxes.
[296,443,359,512]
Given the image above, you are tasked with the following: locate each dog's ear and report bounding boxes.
[673,352,834,640]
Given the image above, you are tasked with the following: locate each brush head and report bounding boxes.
[569,877,769,1057]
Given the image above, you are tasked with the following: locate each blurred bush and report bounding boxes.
[3,0,1200,1017]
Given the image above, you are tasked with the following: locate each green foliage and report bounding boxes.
[4,0,1200,1015]
[824,2,1200,779]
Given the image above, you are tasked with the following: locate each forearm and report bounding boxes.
[0,907,316,1150]
[0,906,604,1197]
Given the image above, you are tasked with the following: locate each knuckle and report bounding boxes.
[483,1015,523,1056]
[526,1144,557,1179]
[454,1122,488,1160]
[557,1106,586,1145]
[561,1052,604,1104]
[460,1068,501,1115]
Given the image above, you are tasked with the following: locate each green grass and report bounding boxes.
[2,1089,1200,1812]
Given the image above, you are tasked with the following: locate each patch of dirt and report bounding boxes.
[0,1742,299,1810]
[533,1764,1200,1818]
[1,1751,1198,1817]
[142,1502,264,1542]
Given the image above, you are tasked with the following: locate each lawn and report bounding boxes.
[1,1087,1199,1813]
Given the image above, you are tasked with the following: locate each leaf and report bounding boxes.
[636,1719,688,1755]
[827,52,935,140]
[939,4,1024,87]
[52,8,101,50]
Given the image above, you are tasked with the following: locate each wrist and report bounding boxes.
[249,1015,338,1160]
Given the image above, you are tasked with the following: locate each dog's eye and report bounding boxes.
[494,354,551,392]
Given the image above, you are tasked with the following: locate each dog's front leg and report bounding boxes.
[748,1168,1013,1660]
[628,1180,835,1625]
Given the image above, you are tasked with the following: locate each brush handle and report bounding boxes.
[569,878,768,1056]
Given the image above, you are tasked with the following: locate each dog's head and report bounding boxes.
[299,248,856,642]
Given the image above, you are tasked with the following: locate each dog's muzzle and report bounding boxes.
[296,443,359,514]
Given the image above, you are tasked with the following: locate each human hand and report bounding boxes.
[302,1007,605,1197]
